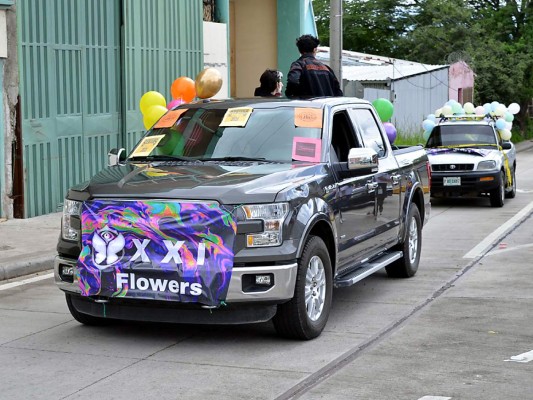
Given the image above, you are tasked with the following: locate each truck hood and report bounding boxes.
[426,148,500,164]
[71,161,324,204]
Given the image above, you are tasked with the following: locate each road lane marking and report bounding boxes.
[418,397,452,400]
[0,272,54,291]
[463,201,533,259]
[504,350,533,363]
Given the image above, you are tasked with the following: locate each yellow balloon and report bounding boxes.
[143,105,168,130]
[195,68,223,99]
[140,91,166,115]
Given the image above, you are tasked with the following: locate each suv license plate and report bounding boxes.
[443,177,461,186]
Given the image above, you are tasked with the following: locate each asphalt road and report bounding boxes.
[1,149,532,400]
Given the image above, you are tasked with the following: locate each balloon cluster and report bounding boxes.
[139,68,223,130]
[422,100,521,141]
[372,98,397,144]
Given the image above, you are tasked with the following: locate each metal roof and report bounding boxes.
[316,47,448,82]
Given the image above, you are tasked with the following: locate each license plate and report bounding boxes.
[443,177,461,186]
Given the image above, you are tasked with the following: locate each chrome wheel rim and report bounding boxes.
[408,217,419,264]
[305,255,326,321]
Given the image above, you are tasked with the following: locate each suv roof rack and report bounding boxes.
[437,114,495,124]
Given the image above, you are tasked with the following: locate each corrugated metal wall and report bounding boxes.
[19,0,203,217]
[123,0,203,150]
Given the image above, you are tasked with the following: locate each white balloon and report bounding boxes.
[505,121,513,130]
[442,105,453,115]
[495,104,507,117]
[508,102,520,114]
[500,129,512,141]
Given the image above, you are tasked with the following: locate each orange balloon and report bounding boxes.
[170,77,196,103]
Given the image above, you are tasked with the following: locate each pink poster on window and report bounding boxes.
[292,137,322,163]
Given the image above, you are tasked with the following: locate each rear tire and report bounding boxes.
[490,171,505,207]
[66,294,109,326]
[273,236,332,340]
[386,204,421,278]
[505,166,516,199]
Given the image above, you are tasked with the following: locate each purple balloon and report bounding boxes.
[383,122,397,144]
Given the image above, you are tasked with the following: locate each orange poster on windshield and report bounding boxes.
[154,109,188,129]
[294,108,323,128]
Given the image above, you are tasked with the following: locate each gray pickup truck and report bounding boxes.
[55,97,431,339]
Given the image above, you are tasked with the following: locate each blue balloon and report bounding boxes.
[490,101,500,112]
[495,119,506,130]
[483,103,491,114]
[426,114,436,123]
[422,119,435,132]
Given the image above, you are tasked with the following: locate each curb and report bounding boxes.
[0,255,55,282]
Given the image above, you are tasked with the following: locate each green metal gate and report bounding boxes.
[19,0,203,217]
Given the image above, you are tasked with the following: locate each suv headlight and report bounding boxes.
[242,203,289,247]
[477,160,497,171]
[62,199,82,241]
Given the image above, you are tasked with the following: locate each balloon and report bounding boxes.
[451,102,463,114]
[490,101,500,112]
[140,91,166,115]
[372,98,394,122]
[500,129,512,141]
[426,114,436,123]
[495,119,506,130]
[383,122,397,144]
[195,67,223,99]
[505,121,513,130]
[143,105,168,130]
[463,102,475,114]
[167,98,185,110]
[435,108,443,117]
[442,105,453,115]
[475,106,485,115]
[170,77,196,102]
[422,119,435,132]
[423,130,431,141]
[495,104,506,117]
[508,103,520,114]
[483,103,492,114]
[156,132,186,155]
[504,112,514,122]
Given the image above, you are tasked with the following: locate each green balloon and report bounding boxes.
[156,131,186,156]
[372,98,394,122]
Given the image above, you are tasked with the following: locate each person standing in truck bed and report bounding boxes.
[285,34,343,98]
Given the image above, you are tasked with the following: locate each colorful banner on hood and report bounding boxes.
[77,200,237,306]
[426,147,493,157]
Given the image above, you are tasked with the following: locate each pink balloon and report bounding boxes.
[167,98,185,110]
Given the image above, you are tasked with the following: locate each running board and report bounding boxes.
[334,251,403,288]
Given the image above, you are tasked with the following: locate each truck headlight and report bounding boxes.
[477,160,497,171]
[62,199,82,241]
[242,203,289,247]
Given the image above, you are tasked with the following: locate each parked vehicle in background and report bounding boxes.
[55,97,430,340]
[425,115,516,207]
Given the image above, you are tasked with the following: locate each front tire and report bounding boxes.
[505,166,516,199]
[386,204,422,278]
[490,171,505,207]
[273,236,332,340]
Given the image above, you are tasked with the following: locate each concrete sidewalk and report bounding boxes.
[1,139,533,282]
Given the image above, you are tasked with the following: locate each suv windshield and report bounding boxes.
[426,124,498,148]
[128,107,322,162]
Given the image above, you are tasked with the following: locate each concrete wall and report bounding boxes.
[203,21,229,99]
[449,61,474,103]
[1,3,17,219]
[231,0,277,97]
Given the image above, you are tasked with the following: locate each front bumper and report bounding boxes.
[430,170,501,197]
[54,256,297,303]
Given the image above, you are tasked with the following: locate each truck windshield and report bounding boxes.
[426,125,498,148]
[128,107,323,162]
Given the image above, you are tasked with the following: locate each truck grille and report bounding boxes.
[432,164,474,172]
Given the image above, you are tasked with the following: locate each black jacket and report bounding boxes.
[285,54,343,98]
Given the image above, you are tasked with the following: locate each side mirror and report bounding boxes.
[108,148,126,166]
[348,147,379,173]
[501,141,512,150]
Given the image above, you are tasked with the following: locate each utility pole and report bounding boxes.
[329,0,343,83]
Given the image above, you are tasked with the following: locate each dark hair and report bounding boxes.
[259,69,279,93]
[296,34,320,54]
